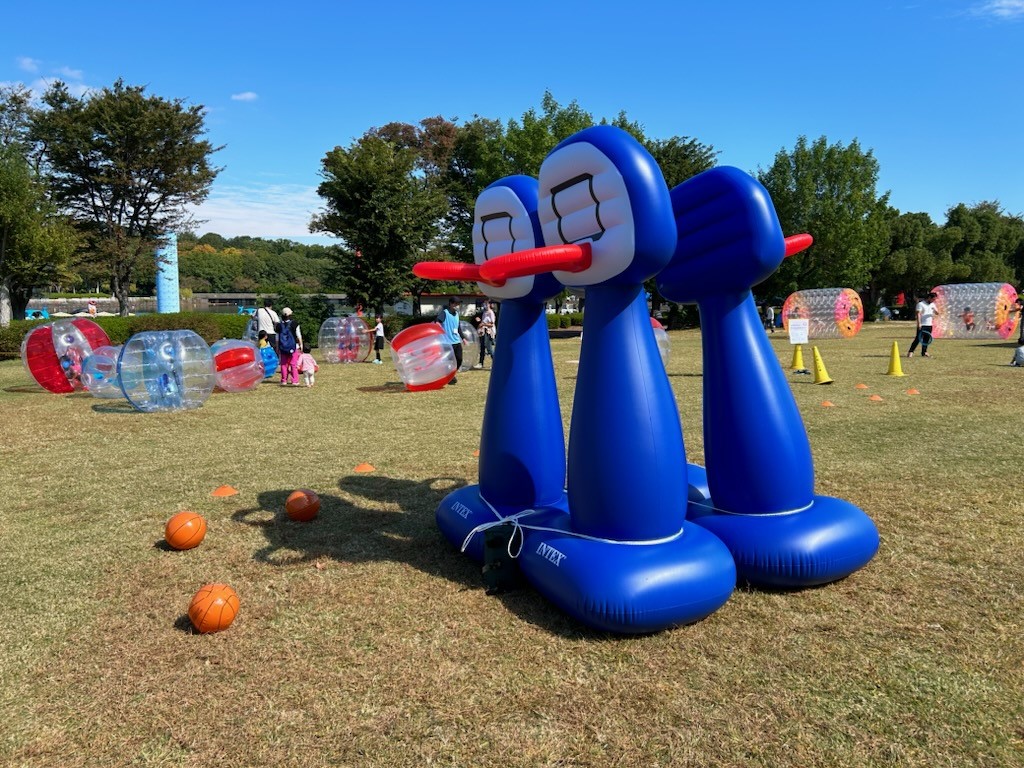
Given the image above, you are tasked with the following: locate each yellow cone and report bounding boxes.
[887,341,905,376]
[790,344,806,371]
[812,346,833,385]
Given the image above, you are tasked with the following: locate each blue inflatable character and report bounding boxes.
[656,166,879,587]
[414,176,570,563]
[480,127,736,633]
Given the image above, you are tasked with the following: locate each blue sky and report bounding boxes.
[2,1,1022,245]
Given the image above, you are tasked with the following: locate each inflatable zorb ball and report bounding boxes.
[21,318,111,393]
[458,320,478,371]
[317,317,345,364]
[338,316,372,363]
[211,339,264,392]
[80,345,124,399]
[389,323,457,391]
[931,282,1019,340]
[118,330,216,412]
[782,288,864,339]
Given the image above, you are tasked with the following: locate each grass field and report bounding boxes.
[0,321,1021,767]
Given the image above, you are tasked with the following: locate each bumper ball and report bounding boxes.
[21,318,111,393]
[458,320,479,371]
[317,317,345,364]
[389,323,457,391]
[118,330,216,412]
[80,345,124,399]
[211,339,264,392]
[339,316,372,363]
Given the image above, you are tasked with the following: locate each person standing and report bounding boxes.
[373,315,386,364]
[1012,295,1024,345]
[474,300,496,368]
[437,297,462,384]
[276,307,303,385]
[907,292,938,357]
[254,298,280,353]
[763,303,775,334]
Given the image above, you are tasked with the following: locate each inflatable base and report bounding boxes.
[688,494,880,588]
[518,517,736,634]
[435,485,569,564]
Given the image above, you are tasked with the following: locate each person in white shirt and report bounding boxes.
[254,298,281,353]
[907,292,938,358]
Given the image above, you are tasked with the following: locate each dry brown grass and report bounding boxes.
[1,321,1022,767]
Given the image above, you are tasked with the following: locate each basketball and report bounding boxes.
[164,511,207,550]
[285,489,320,522]
[188,583,239,634]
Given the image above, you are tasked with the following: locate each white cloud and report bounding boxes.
[230,91,259,102]
[56,66,84,80]
[972,1,1024,18]
[187,182,335,242]
[16,56,40,72]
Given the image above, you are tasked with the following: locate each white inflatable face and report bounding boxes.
[473,185,538,300]
[539,142,636,287]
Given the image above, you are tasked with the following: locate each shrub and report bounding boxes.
[0,312,252,361]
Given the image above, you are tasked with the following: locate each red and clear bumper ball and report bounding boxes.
[211,339,264,392]
[389,323,457,391]
[21,318,111,393]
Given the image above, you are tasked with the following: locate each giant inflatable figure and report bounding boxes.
[930,282,1019,340]
[477,127,736,633]
[656,166,879,587]
[414,176,569,562]
[21,318,111,393]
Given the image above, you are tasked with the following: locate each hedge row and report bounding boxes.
[0,312,251,361]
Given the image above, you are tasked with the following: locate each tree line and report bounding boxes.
[2,82,1022,327]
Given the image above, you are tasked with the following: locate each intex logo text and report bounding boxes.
[451,502,472,519]
[536,542,566,567]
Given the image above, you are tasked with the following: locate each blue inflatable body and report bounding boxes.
[430,176,570,563]
[479,127,736,633]
[260,345,279,379]
[656,167,879,587]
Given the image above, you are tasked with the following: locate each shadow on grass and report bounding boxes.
[356,381,412,394]
[90,400,142,414]
[2,384,46,394]
[232,474,478,590]
[232,474,606,638]
[173,614,198,634]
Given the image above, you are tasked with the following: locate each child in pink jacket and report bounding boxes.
[297,345,319,387]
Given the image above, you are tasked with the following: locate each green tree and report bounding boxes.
[872,210,961,308]
[943,202,1022,285]
[31,79,221,315]
[758,136,891,298]
[311,134,446,313]
[0,147,79,324]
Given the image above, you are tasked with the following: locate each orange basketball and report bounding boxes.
[164,511,207,550]
[188,583,239,634]
[285,489,320,522]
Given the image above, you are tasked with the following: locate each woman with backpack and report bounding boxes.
[276,307,304,386]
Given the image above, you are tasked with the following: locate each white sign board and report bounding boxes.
[788,318,809,345]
